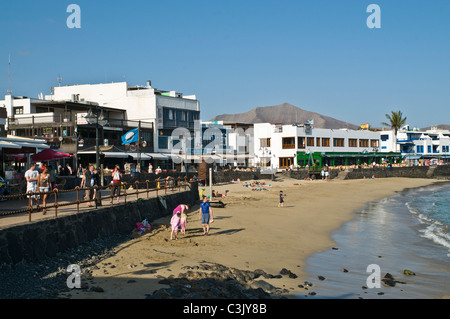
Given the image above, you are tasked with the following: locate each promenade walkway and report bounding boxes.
[0,184,185,229]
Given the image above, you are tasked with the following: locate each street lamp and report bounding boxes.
[84,106,108,173]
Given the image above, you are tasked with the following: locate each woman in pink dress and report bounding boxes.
[173,204,190,215]
[170,212,182,240]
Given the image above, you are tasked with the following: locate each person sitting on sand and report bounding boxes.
[213,190,228,198]
[170,211,182,240]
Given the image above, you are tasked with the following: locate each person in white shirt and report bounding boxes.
[25,163,40,205]
[66,163,73,175]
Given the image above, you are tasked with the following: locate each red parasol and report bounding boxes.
[31,149,74,161]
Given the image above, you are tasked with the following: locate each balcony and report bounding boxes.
[8,112,75,128]
[282,143,295,149]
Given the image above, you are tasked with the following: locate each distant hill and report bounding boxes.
[421,124,450,131]
[210,103,359,130]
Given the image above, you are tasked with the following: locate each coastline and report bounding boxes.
[59,176,440,299]
[303,181,450,299]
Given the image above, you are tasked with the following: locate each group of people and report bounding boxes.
[169,196,214,240]
[24,163,52,214]
[78,163,124,207]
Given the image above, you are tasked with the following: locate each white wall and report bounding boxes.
[253,123,384,169]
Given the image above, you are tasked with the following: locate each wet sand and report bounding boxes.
[62,176,439,299]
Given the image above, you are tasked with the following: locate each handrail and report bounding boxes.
[0,176,189,222]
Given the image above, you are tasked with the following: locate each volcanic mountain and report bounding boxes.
[210,103,359,130]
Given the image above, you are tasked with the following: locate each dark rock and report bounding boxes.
[382,279,396,287]
[90,286,104,293]
[342,268,349,273]
[318,276,326,281]
[384,273,395,280]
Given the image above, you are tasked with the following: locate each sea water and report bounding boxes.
[301,182,450,299]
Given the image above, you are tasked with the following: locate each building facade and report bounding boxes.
[253,123,401,169]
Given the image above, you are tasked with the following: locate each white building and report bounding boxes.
[45,81,200,153]
[396,126,450,160]
[253,123,400,169]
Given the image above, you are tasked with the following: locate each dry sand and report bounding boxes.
[63,176,438,299]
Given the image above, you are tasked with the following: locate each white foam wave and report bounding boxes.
[406,203,450,254]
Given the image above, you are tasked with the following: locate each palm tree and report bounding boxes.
[382,110,407,134]
[382,110,407,153]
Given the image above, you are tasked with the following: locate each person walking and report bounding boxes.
[25,163,40,207]
[198,196,214,235]
[110,164,122,204]
[76,164,83,186]
[38,166,52,215]
[82,165,99,207]
[278,190,285,208]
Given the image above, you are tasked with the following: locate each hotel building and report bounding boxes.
[253,123,401,169]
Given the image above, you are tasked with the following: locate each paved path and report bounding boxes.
[0,186,186,228]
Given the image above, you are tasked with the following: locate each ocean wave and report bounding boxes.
[405,202,450,255]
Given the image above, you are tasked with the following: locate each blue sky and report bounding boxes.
[1,0,449,128]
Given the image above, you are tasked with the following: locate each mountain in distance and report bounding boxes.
[210,102,359,130]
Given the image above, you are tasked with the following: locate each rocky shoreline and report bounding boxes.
[0,233,129,299]
[0,230,320,299]
[148,263,314,299]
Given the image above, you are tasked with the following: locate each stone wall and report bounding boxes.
[0,182,199,266]
[345,166,429,179]
[281,165,450,180]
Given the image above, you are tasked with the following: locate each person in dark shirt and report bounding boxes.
[199,196,214,235]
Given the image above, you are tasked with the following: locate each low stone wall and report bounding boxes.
[281,165,450,180]
[345,166,430,179]
[0,182,199,266]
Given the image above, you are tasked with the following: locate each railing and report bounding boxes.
[0,177,190,222]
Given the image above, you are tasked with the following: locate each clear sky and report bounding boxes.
[1,0,449,128]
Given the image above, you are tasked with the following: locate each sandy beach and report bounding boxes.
[61,176,440,299]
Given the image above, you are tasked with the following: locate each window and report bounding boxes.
[307,137,314,147]
[427,146,432,153]
[13,106,23,115]
[442,146,449,153]
[282,137,295,149]
[349,139,357,147]
[260,138,271,147]
[371,140,379,148]
[381,135,389,141]
[417,145,424,153]
[333,138,344,147]
[298,137,305,149]
[359,139,369,148]
[322,138,330,147]
[279,157,294,168]
[158,136,169,149]
[316,138,321,147]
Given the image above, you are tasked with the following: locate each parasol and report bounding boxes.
[31,149,74,162]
